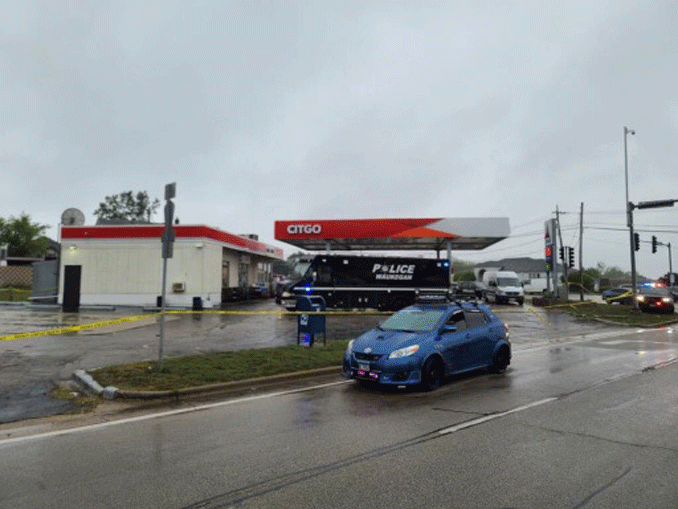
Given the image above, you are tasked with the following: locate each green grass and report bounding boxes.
[92,339,350,391]
[50,383,100,413]
[0,287,31,301]
[561,302,678,327]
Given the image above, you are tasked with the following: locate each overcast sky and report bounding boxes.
[2,0,677,278]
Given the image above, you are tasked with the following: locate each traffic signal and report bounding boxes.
[634,233,640,251]
[559,246,564,261]
[652,235,658,253]
[568,247,575,268]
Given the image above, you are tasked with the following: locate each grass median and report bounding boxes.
[91,339,350,392]
[560,302,678,327]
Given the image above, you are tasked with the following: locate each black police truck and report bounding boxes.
[279,254,452,311]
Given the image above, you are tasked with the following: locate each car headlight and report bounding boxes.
[282,291,292,298]
[636,296,645,302]
[347,339,355,353]
[388,345,419,359]
[662,297,672,303]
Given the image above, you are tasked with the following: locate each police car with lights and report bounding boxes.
[342,296,511,391]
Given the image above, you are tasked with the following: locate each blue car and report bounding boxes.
[342,302,511,391]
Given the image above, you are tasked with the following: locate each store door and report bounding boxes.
[62,265,81,312]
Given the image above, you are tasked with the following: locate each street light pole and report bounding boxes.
[624,126,637,300]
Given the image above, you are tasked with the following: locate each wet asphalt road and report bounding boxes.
[0,298,630,424]
[2,318,678,508]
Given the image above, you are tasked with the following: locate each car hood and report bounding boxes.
[497,285,523,292]
[352,328,428,355]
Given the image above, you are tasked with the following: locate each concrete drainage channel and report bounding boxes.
[72,366,343,401]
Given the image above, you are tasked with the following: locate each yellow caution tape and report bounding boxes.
[164,309,392,316]
[603,290,633,303]
[0,313,159,342]
[543,300,597,309]
[527,306,551,327]
[0,309,392,342]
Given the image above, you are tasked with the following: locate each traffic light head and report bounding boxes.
[634,233,640,251]
[568,247,575,268]
[652,235,658,253]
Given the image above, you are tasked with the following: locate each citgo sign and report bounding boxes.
[286,224,322,235]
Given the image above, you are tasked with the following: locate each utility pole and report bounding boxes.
[669,242,673,286]
[556,206,569,301]
[579,202,584,301]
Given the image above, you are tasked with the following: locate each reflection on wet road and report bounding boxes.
[0,300,677,425]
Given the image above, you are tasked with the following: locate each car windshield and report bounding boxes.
[497,277,520,286]
[380,309,446,332]
[640,287,669,296]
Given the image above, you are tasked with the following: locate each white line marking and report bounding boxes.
[438,397,557,435]
[0,380,350,447]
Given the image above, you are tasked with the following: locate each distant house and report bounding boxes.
[473,257,564,293]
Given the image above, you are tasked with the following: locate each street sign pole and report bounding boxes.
[158,182,176,372]
[159,256,168,371]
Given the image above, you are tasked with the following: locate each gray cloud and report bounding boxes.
[1,0,677,278]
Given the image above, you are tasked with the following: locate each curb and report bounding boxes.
[589,316,678,328]
[72,370,119,400]
[73,366,343,401]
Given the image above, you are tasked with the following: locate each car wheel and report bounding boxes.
[518,298,524,306]
[489,346,510,374]
[421,357,443,391]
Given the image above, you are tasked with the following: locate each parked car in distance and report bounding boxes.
[635,284,675,314]
[342,301,511,391]
[250,282,270,298]
[455,281,484,299]
[602,287,634,305]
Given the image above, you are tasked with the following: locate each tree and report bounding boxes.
[451,259,475,274]
[94,191,160,223]
[0,213,49,257]
[453,270,476,282]
[567,269,598,293]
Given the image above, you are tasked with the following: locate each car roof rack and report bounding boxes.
[415,289,450,304]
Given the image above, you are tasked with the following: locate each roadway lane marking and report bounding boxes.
[437,397,557,435]
[0,380,350,447]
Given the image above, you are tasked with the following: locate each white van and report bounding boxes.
[482,270,524,305]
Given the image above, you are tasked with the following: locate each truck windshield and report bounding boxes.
[296,262,312,277]
[497,278,520,287]
[380,309,445,332]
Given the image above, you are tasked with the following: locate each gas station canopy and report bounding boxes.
[274,217,510,252]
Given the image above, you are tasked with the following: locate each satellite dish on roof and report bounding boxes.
[61,208,85,226]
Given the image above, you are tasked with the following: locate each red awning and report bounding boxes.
[62,225,283,259]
